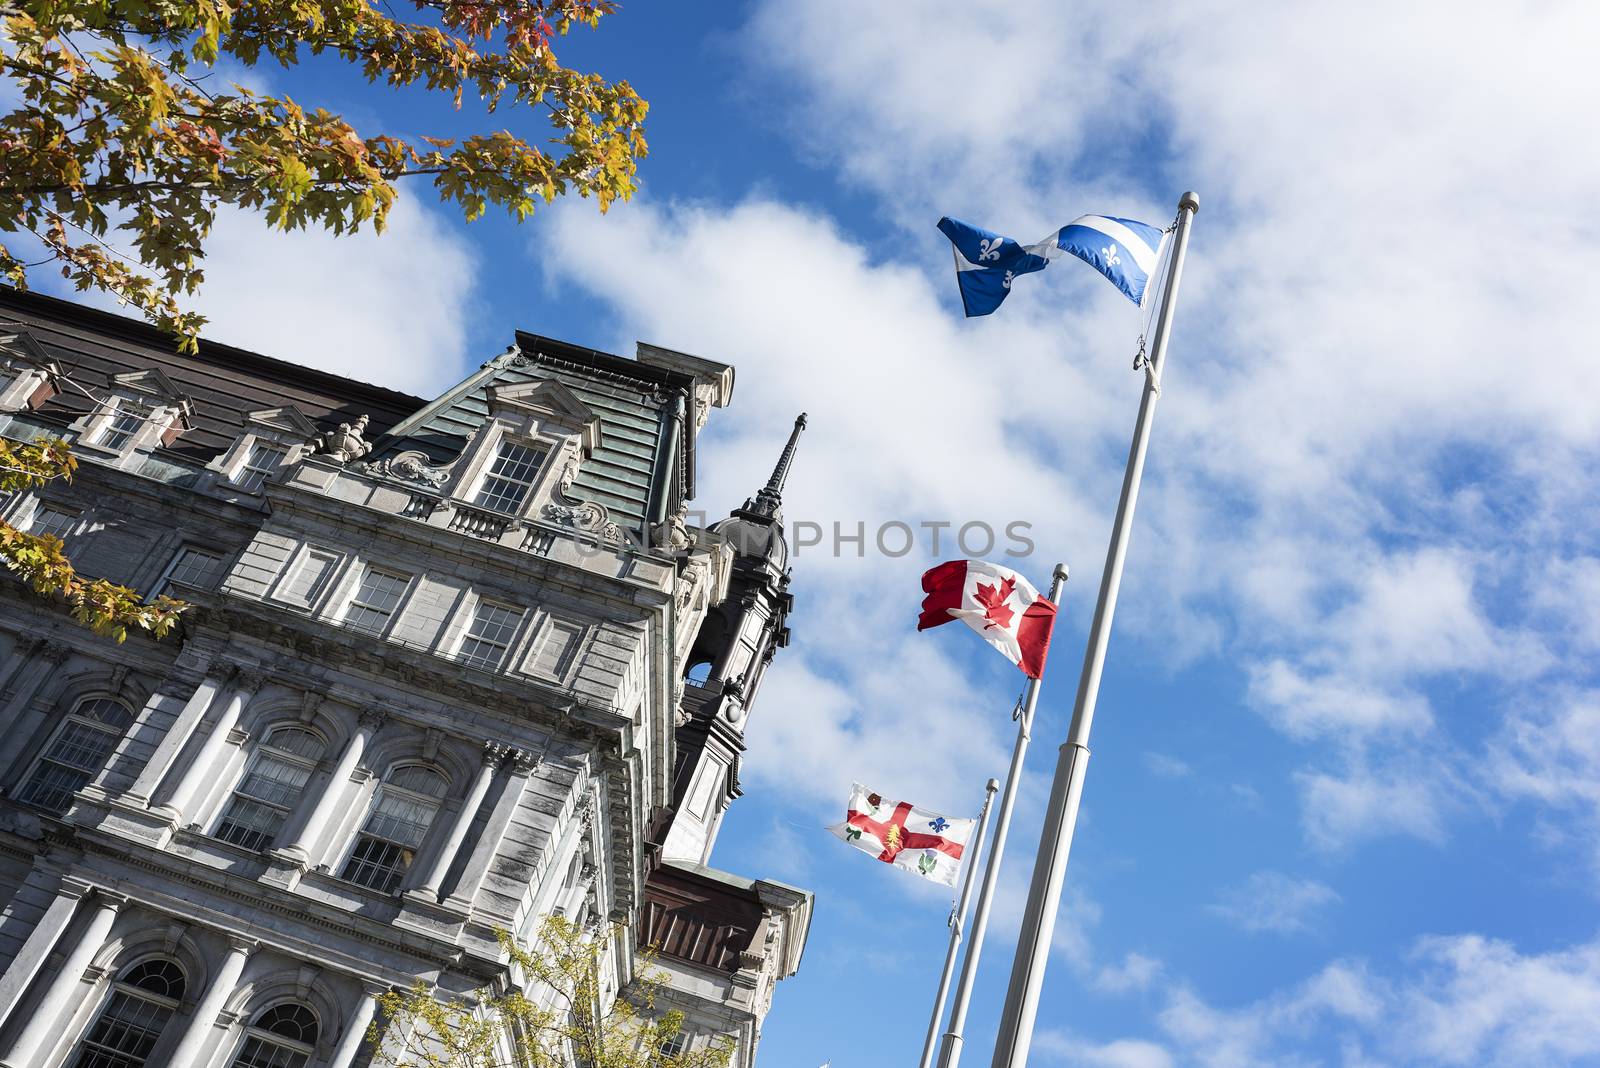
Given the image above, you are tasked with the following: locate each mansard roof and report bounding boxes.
[0,288,424,461]
[383,331,721,537]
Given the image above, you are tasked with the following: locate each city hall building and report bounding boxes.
[0,289,811,1067]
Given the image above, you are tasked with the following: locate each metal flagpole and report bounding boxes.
[918,777,1000,1068]
[988,191,1200,1068]
[936,564,1069,1068]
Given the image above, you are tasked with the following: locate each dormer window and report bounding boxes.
[75,369,191,461]
[211,406,318,496]
[0,329,60,412]
[472,440,549,514]
[93,398,149,452]
[235,441,288,493]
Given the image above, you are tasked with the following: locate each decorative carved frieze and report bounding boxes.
[366,449,453,488]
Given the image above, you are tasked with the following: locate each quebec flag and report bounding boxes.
[937,213,1166,316]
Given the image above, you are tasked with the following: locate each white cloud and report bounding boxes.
[1094,952,1165,994]
[1297,766,1452,852]
[1138,933,1600,1067]
[1036,1031,1175,1068]
[1206,871,1340,936]
[1142,753,1193,779]
[191,200,479,396]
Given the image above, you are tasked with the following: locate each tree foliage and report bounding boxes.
[0,0,647,349]
[371,916,732,1068]
[0,433,186,639]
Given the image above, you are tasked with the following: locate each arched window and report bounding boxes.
[340,765,449,893]
[16,697,135,813]
[67,958,185,1068]
[229,1003,319,1068]
[214,727,327,852]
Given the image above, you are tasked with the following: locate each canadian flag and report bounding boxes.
[918,559,1058,679]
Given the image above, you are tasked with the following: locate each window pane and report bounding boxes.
[29,507,75,540]
[472,441,547,514]
[265,727,325,761]
[458,601,520,668]
[340,835,412,893]
[164,548,222,591]
[340,767,445,892]
[96,402,148,452]
[236,443,287,493]
[68,962,182,1068]
[230,1036,310,1068]
[17,699,132,813]
[345,568,409,635]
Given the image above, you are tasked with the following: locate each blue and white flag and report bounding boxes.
[937,213,1166,316]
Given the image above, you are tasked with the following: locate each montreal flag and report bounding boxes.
[918,559,1058,679]
[829,783,976,887]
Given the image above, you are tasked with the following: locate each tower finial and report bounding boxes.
[749,413,806,517]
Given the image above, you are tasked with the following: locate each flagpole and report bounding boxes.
[918,776,999,1068]
[988,191,1200,1068]
[935,564,1069,1068]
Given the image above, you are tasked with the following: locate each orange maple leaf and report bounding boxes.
[974,575,1017,630]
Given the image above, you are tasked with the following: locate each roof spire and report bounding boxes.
[748,413,806,518]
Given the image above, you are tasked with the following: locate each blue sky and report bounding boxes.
[31,2,1600,1065]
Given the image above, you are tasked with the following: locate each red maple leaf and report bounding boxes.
[974,576,1017,630]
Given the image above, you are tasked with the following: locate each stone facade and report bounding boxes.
[0,290,811,1067]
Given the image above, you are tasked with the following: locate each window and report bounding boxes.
[340,765,448,893]
[528,618,583,680]
[457,600,522,669]
[472,440,547,514]
[67,958,185,1068]
[155,546,223,596]
[234,442,287,493]
[29,505,76,540]
[16,697,135,813]
[214,727,326,852]
[95,399,149,452]
[661,1030,690,1057]
[229,1003,318,1068]
[342,567,410,636]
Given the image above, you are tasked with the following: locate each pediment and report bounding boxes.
[111,367,187,404]
[245,405,321,439]
[486,378,602,452]
[0,328,59,375]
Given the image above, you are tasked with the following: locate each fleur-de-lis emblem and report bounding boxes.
[978,237,1004,262]
[928,816,949,833]
[1102,243,1121,267]
[1002,270,1015,290]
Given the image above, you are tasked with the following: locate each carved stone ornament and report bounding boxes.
[314,414,372,463]
[40,639,72,665]
[542,501,622,543]
[365,449,452,489]
[651,506,692,552]
[557,457,580,498]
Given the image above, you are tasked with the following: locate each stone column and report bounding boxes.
[162,935,254,1067]
[0,890,124,1068]
[274,708,383,868]
[326,983,384,1068]
[154,671,261,826]
[0,640,72,778]
[124,665,231,805]
[408,743,504,900]
[0,874,86,1030]
[444,749,540,912]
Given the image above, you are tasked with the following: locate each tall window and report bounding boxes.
[154,546,223,596]
[16,697,135,813]
[214,727,326,852]
[68,958,185,1068]
[234,442,287,493]
[472,440,547,514]
[341,765,449,893]
[457,600,521,669]
[229,1003,319,1068]
[29,505,76,540]
[95,399,149,452]
[661,1031,690,1057]
[342,567,410,636]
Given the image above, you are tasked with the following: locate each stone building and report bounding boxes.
[0,289,812,1067]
